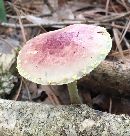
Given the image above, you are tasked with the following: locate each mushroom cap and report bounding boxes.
[17,24,112,85]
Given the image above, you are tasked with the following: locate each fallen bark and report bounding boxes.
[80,55,130,96]
[0,99,130,136]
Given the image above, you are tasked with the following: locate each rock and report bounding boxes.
[0,37,19,97]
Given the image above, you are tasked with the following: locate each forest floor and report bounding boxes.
[0,0,130,115]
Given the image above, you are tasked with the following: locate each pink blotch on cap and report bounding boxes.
[17,24,112,85]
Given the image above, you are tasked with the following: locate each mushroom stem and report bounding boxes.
[67,81,82,104]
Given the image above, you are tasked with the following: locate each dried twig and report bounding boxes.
[111,24,130,57]
[0,20,84,28]
[113,26,126,62]
[111,23,130,31]
[93,11,130,22]
[109,97,112,113]
[13,77,23,101]
[110,49,130,57]
[116,0,129,11]
[23,79,32,101]
[12,6,27,43]
[118,29,130,49]
[119,20,130,44]
[105,0,110,15]
[41,85,61,105]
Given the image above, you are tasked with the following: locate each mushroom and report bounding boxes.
[17,24,112,104]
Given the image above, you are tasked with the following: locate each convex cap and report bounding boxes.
[17,24,112,85]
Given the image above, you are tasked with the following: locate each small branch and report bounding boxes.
[119,20,130,44]
[92,11,130,23]
[109,97,112,113]
[13,77,23,101]
[113,26,126,62]
[105,0,110,15]
[0,20,84,28]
